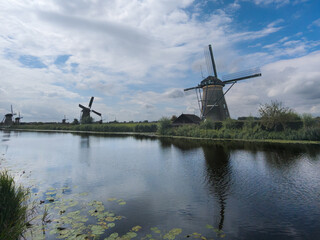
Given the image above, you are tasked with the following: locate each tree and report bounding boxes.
[72,118,79,125]
[170,115,177,122]
[259,100,300,131]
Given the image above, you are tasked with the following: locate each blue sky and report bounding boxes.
[0,0,319,122]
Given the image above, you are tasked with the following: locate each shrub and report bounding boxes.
[200,119,214,130]
[0,171,29,240]
[157,117,172,135]
[80,116,93,124]
[302,114,317,129]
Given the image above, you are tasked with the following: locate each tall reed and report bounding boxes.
[0,171,29,240]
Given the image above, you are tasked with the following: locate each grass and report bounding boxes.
[4,118,320,144]
[10,122,158,133]
[0,170,29,240]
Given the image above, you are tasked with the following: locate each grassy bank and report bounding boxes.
[158,117,320,142]
[0,171,29,240]
[9,122,158,133]
[3,117,320,144]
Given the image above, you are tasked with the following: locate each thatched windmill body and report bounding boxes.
[2,105,16,125]
[15,112,23,124]
[184,45,262,121]
[79,97,102,123]
[62,115,68,124]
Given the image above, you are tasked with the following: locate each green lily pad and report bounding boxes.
[150,227,161,234]
[206,224,213,229]
[163,228,182,240]
[132,225,142,232]
[91,225,105,235]
[107,222,115,228]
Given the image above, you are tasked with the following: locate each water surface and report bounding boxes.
[1,130,320,239]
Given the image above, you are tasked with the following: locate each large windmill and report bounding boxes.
[1,105,16,125]
[184,45,262,121]
[79,97,102,123]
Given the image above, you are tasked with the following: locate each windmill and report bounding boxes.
[1,105,16,125]
[79,97,102,123]
[15,112,23,124]
[184,45,262,121]
[62,115,68,124]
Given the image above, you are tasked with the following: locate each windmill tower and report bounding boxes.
[79,97,102,123]
[62,115,68,124]
[1,105,16,125]
[15,112,23,124]
[184,45,262,121]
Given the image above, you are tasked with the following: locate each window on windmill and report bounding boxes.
[223,104,226,109]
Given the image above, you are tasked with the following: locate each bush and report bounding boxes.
[223,118,243,130]
[80,116,93,124]
[200,119,215,130]
[302,114,317,129]
[0,171,29,240]
[157,117,172,135]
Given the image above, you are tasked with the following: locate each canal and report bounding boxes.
[1,130,320,239]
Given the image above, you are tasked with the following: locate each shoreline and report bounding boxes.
[2,127,320,145]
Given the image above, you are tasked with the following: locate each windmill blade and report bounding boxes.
[184,86,201,91]
[208,45,218,78]
[91,110,102,116]
[204,47,214,76]
[79,104,89,110]
[88,97,94,108]
[222,67,261,84]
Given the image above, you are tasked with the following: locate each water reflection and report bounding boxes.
[202,144,231,231]
[80,135,90,148]
[79,135,91,166]
[158,138,320,236]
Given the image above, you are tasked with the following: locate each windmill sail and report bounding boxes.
[222,67,261,83]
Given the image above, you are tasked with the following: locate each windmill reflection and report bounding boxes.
[78,134,91,166]
[202,144,231,231]
[80,134,90,148]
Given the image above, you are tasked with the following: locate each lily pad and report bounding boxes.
[163,228,182,240]
[107,222,115,228]
[91,225,105,235]
[150,227,161,234]
[132,225,142,232]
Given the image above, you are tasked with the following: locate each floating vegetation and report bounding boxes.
[1,165,227,240]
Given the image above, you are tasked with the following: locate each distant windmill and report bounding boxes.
[184,45,262,121]
[62,115,68,124]
[15,112,23,124]
[79,97,102,123]
[1,105,16,125]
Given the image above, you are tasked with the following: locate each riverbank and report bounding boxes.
[2,127,320,145]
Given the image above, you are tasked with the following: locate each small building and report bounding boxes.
[172,114,201,126]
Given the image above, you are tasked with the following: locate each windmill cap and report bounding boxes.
[200,76,225,87]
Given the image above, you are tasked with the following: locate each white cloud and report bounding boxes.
[248,0,308,7]
[226,51,320,117]
[0,0,318,122]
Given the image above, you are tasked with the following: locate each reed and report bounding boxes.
[0,171,29,240]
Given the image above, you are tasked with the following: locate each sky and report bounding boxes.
[0,0,319,122]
